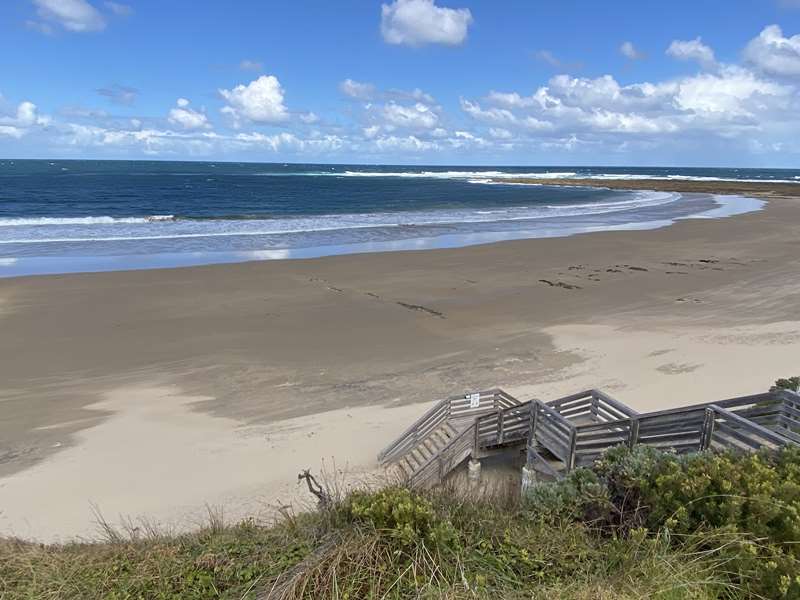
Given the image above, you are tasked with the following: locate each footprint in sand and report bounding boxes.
[657,362,702,374]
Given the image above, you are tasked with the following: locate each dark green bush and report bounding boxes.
[772,376,800,392]
[528,445,800,599]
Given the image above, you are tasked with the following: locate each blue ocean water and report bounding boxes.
[1,160,792,276]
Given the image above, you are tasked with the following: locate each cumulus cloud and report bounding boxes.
[489,127,512,139]
[667,37,717,68]
[30,0,106,32]
[381,0,472,47]
[168,98,210,130]
[0,100,50,138]
[620,41,645,60]
[375,134,439,152]
[743,25,800,77]
[219,75,289,126]
[339,78,375,99]
[387,87,436,104]
[461,64,794,145]
[381,101,439,129]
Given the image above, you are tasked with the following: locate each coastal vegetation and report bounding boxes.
[3,378,799,599]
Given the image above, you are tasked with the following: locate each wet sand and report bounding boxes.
[1,181,799,541]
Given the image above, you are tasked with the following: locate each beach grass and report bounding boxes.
[5,444,800,599]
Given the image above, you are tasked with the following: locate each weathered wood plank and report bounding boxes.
[709,404,791,448]
[592,390,639,417]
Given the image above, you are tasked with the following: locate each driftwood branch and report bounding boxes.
[297,469,331,508]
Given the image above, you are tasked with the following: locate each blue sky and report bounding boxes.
[1,0,800,166]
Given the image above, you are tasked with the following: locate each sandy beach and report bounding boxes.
[2,180,800,542]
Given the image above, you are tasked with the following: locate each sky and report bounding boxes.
[1,0,800,166]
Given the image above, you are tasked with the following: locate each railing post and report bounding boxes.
[700,407,715,450]
[496,408,504,444]
[591,392,599,420]
[628,418,640,449]
[473,420,480,456]
[529,402,539,444]
[526,402,539,467]
[567,428,577,473]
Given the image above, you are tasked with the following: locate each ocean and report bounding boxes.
[1,160,794,277]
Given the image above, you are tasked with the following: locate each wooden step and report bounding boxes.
[421,436,438,456]
[430,429,449,449]
[410,447,429,468]
[397,457,414,479]
[404,449,421,471]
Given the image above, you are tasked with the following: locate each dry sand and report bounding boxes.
[1,180,799,541]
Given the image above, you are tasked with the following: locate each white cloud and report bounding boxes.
[462,64,793,143]
[743,25,800,77]
[460,98,517,124]
[31,0,106,32]
[380,0,472,47]
[667,37,717,68]
[534,50,561,68]
[0,100,50,137]
[299,112,319,124]
[104,1,132,16]
[168,98,210,130]
[0,126,25,139]
[363,125,380,138]
[489,127,512,139]
[375,134,439,152]
[620,41,645,60]
[339,78,375,99]
[534,49,583,71]
[381,101,439,129]
[387,87,436,104]
[239,59,263,72]
[219,75,289,126]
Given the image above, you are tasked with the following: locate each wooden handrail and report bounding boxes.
[379,389,519,465]
[709,404,791,448]
[386,387,800,488]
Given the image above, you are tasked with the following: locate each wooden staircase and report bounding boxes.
[378,389,521,487]
[379,387,800,488]
[391,421,461,480]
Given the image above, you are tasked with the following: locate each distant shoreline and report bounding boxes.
[494,177,800,198]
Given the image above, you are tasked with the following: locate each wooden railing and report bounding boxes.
[408,424,475,488]
[384,387,800,487]
[707,404,791,451]
[474,400,532,450]
[378,388,520,465]
[773,389,800,444]
[531,389,798,475]
[548,389,638,422]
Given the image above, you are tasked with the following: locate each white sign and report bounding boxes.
[467,392,481,408]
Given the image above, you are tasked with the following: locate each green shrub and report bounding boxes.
[772,376,800,392]
[529,445,800,599]
[346,486,458,549]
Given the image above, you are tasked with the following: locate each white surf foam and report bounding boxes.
[0,192,679,245]
[331,170,800,184]
[0,215,175,227]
